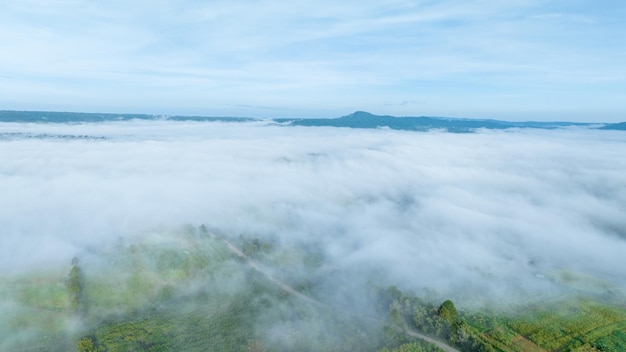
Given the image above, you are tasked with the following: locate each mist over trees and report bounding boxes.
[1,119,625,350]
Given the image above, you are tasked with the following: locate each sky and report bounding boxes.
[1,0,625,121]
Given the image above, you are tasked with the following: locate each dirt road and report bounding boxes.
[208,231,460,352]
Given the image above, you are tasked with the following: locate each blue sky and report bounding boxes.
[1,0,625,121]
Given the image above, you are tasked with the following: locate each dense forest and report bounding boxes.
[2,225,625,351]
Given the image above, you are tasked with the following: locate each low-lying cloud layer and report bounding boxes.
[1,121,625,304]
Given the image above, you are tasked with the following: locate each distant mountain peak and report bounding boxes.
[346,111,376,118]
[283,111,609,132]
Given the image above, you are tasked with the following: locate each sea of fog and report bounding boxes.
[1,119,625,305]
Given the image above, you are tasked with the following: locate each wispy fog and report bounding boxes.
[1,121,625,304]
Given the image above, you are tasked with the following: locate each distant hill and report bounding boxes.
[600,122,626,130]
[0,110,256,123]
[275,111,603,132]
[1,109,623,132]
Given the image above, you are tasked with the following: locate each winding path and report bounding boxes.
[206,231,460,352]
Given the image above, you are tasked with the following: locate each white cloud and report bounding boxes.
[1,121,625,305]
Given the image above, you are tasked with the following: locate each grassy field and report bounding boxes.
[2,226,625,352]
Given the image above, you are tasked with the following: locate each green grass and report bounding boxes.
[507,298,626,351]
[454,297,626,351]
[3,226,626,352]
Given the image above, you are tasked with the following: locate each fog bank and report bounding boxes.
[1,121,625,303]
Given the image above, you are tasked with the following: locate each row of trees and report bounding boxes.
[376,285,496,352]
[67,257,84,313]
